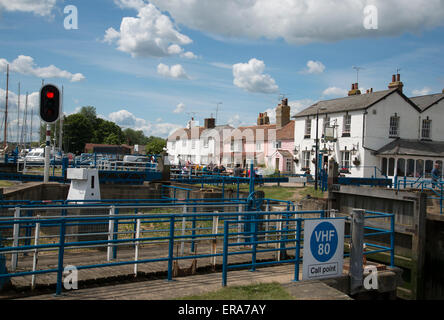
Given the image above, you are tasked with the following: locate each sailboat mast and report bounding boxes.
[59,85,64,151]
[4,64,9,149]
[17,82,20,145]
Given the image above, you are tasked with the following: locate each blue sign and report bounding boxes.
[310,221,338,262]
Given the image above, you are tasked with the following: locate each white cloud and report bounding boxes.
[0,55,85,82]
[173,102,185,114]
[322,87,348,98]
[232,58,278,94]
[0,0,57,16]
[149,0,444,44]
[107,109,181,138]
[105,2,193,58]
[157,63,189,79]
[412,87,432,96]
[303,60,326,74]
[181,51,197,59]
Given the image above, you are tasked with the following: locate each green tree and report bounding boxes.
[93,118,124,144]
[103,133,121,145]
[123,128,149,146]
[63,113,94,154]
[145,136,166,154]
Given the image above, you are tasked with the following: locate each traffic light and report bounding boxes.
[40,84,60,123]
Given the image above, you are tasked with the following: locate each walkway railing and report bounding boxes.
[0,201,396,295]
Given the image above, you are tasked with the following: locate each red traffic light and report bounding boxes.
[40,84,60,123]
[46,92,55,99]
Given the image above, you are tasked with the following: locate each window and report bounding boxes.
[389,114,400,137]
[342,113,351,137]
[191,140,196,149]
[230,138,235,152]
[302,151,311,169]
[382,158,388,176]
[304,118,312,139]
[341,151,351,169]
[286,158,293,172]
[388,158,395,176]
[182,139,186,147]
[203,138,209,148]
[415,159,424,177]
[436,161,443,179]
[421,118,432,139]
[275,141,281,149]
[256,142,262,151]
[171,141,176,150]
[407,159,415,177]
[397,158,405,177]
[425,160,433,178]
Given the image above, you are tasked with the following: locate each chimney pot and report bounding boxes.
[397,74,401,82]
[392,75,396,82]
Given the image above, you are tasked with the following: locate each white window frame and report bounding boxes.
[341,151,351,169]
[421,118,432,139]
[343,113,351,136]
[302,151,311,169]
[389,114,400,137]
[304,118,312,138]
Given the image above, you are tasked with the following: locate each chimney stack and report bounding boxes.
[388,73,404,93]
[348,83,361,96]
[257,112,270,125]
[276,99,290,129]
[204,117,216,129]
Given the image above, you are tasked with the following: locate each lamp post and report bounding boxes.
[315,107,327,190]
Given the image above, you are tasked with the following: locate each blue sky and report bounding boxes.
[0,0,443,140]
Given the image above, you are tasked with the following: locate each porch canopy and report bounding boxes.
[375,139,444,157]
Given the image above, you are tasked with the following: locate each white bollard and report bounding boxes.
[211,214,219,268]
[107,206,115,261]
[31,216,41,289]
[11,207,20,272]
[134,212,141,276]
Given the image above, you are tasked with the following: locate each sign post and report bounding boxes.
[302,219,344,280]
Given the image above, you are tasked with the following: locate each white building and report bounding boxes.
[293,74,444,180]
[167,117,234,166]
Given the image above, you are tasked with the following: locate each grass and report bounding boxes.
[0,180,18,187]
[177,282,294,300]
[298,186,327,199]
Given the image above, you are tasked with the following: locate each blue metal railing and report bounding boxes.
[0,202,294,296]
[0,201,396,294]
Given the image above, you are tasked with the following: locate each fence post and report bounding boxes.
[191,203,197,253]
[211,214,219,270]
[294,219,302,282]
[167,216,175,281]
[276,214,282,262]
[390,214,395,268]
[237,204,243,243]
[0,232,10,291]
[11,207,20,272]
[113,208,119,259]
[107,206,115,261]
[350,209,365,295]
[250,219,257,272]
[222,221,229,287]
[265,200,270,242]
[134,211,141,277]
[31,216,41,290]
[180,205,187,256]
[55,211,67,296]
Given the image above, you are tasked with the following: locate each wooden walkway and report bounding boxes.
[2,239,293,293]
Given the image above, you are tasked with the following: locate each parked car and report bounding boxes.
[24,148,45,164]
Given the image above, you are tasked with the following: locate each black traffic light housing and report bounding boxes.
[40,84,60,123]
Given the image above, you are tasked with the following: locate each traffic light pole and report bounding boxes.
[44,124,51,183]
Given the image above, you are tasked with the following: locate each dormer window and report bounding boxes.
[389,114,400,138]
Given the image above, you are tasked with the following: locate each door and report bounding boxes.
[275,157,280,172]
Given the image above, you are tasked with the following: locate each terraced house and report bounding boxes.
[293,74,444,181]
